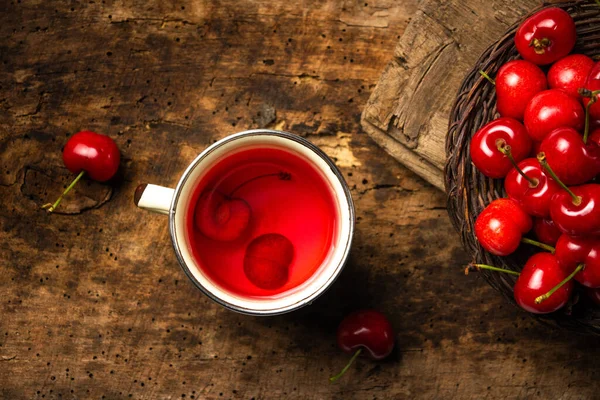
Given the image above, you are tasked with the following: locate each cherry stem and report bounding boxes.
[496,139,538,187]
[329,348,362,383]
[478,70,495,85]
[537,152,581,206]
[520,237,555,253]
[535,264,584,304]
[580,89,600,144]
[529,37,551,55]
[465,263,520,276]
[228,171,291,197]
[41,170,86,213]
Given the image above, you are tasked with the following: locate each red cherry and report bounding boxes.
[533,218,561,246]
[495,60,547,120]
[514,7,576,66]
[504,158,559,218]
[331,310,394,382]
[524,89,584,142]
[548,54,595,99]
[42,130,120,212]
[62,131,120,181]
[469,118,531,178]
[474,198,532,256]
[194,190,251,242]
[549,183,600,236]
[538,127,600,186]
[555,234,600,288]
[243,233,294,290]
[514,253,573,314]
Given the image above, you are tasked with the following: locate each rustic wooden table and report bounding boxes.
[2,1,599,399]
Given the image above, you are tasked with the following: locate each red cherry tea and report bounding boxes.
[185,146,338,297]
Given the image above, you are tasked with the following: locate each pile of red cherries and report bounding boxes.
[469,7,600,315]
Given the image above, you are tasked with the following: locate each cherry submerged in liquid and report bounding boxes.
[186,146,338,297]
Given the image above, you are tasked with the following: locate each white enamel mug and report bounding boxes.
[134,129,355,315]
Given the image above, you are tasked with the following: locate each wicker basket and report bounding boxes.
[445,0,600,334]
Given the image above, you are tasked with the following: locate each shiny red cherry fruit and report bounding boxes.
[194,190,251,242]
[514,7,576,65]
[331,310,394,382]
[555,234,600,288]
[504,158,559,218]
[243,233,294,290]
[539,127,600,185]
[514,252,573,314]
[470,117,531,178]
[524,89,584,142]
[533,218,561,246]
[43,130,121,213]
[475,198,532,256]
[548,54,595,100]
[549,184,600,236]
[495,60,547,120]
[63,130,120,181]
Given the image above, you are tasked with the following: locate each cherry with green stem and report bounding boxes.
[467,253,575,314]
[42,131,120,213]
[539,152,600,236]
[538,126,600,186]
[535,264,584,305]
[330,310,394,383]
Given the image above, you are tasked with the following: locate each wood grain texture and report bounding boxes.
[2,1,600,399]
[361,0,539,189]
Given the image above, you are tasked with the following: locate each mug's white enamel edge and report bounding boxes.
[168,129,355,315]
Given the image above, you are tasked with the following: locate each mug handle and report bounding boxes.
[134,183,175,215]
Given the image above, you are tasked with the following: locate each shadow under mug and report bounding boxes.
[134,129,355,315]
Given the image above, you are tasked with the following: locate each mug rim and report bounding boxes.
[168,129,355,315]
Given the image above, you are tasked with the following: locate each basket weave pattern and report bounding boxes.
[445,0,600,333]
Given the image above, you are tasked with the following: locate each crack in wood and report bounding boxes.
[357,183,416,195]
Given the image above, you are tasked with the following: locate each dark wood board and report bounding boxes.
[1,0,600,399]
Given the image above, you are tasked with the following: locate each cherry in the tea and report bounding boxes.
[186,146,338,297]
